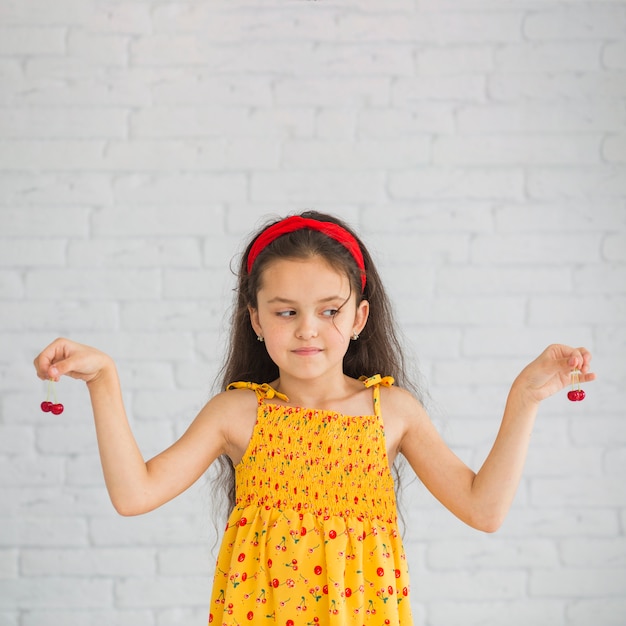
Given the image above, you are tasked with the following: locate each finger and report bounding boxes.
[34,338,72,381]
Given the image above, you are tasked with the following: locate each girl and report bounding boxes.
[34,211,595,625]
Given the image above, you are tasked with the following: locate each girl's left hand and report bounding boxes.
[514,344,595,404]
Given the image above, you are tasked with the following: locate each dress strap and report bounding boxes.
[359,374,394,418]
[226,381,289,403]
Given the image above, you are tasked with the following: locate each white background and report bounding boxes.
[1,1,625,624]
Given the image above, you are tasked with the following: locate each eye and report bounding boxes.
[276,310,296,317]
[322,308,339,317]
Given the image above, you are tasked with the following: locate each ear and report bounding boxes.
[352,299,369,337]
[248,306,263,338]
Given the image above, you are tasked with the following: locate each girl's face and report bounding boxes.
[249,256,369,383]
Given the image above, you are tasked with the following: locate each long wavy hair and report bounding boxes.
[212,210,422,523]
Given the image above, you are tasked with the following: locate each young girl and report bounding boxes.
[34,211,595,626]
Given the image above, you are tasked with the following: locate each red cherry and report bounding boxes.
[237,553,246,562]
[41,401,53,412]
[314,565,322,575]
[328,530,337,539]
[376,567,384,577]
[567,389,585,401]
[50,403,64,415]
[247,611,254,620]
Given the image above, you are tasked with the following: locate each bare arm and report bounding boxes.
[34,338,229,516]
[399,344,595,532]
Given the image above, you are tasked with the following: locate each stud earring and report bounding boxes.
[257,335,264,342]
[567,370,585,401]
[351,332,359,341]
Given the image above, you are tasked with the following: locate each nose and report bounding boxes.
[295,313,318,340]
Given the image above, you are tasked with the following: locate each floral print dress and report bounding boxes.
[209,375,413,625]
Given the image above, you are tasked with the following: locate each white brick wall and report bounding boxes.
[0,1,624,624]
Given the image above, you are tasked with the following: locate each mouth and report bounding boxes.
[292,347,322,356]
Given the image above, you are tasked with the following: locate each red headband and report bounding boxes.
[247,216,366,291]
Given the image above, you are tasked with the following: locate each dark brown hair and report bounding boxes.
[212,210,420,520]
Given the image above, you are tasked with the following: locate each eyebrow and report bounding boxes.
[265,295,348,305]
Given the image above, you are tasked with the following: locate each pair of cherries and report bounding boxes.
[567,370,585,402]
[41,380,64,415]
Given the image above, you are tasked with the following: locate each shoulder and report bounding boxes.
[378,383,431,433]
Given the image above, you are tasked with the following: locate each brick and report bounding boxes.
[282,138,431,169]
[495,42,601,72]
[0,238,65,267]
[530,295,626,325]
[524,446,604,478]
[111,174,245,205]
[389,168,524,200]
[0,271,23,298]
[0,578,112,609]
[567,599,626,626]
[86,3,152,34]
[603,133,626,163]
[22,610,154,626]
[0,108,127,139]
[471,232,603,264]
[458,102,626,133]
[131,107,314,139]
[434,133,602,165]
[500,507,620,538]
[25,269,160,300]
[572,417,626,446]
[158,547,210,576]
[530,165,626,199]
[603,41,626,69]
[358,105,455,137]
[427,537,559,569]
[162,269,228,300]
[0,27,65,55]
[430,600,565,626]
[68,238,202,268]
[531,477,626,508]
[19,64,153,107]
[0,173,114,206]
[90,516,205,548]
[393,75,487,104]
[66,31,129,67]
[115,576,210,608]
[92,206,224,237]
[530,567,626,598]
[0,0,91,25]
[251,171,385,203]
[20,548,156,577]
[604,233,626,262]
[524,7,626,40]
[437,266,572,295]
[153,71,273,106]
[0,457,63,488]
[121,301,222,332]
[417,45,493,74]
[0,425,34,454]
[560,536,626,568]
[0,207,89,236]
[495,202,623,232]
[0,517,88,548]
[0,550,17,580]
[490,72,626,102]
[418,570,527,601]
[275,77,391,107]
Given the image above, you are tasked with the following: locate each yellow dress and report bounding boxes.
[209,375,413,625]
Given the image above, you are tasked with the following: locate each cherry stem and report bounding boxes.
[47,379,57,404]
[570,369,581,392]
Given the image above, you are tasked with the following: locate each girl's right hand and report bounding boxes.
[34,337,113,384]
